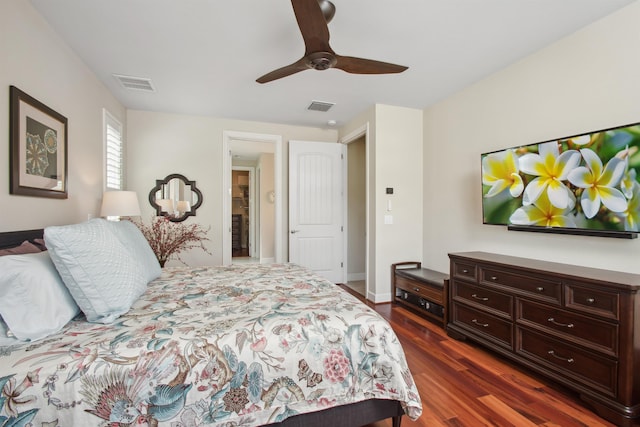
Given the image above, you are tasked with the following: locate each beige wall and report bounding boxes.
[126,110,338,266]
[374,105,424,299]
[423,2,640,274]
[0,1,125,231]
[258,153,276,261]
[340,105,423,301]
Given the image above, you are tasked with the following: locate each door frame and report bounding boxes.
[340,124,370,299]
[222,131,283,265]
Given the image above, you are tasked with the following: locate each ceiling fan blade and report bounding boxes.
[334,55,408,75]
[291,0,332,54]
[256,58,309,84]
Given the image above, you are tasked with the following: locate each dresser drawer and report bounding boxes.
[395,276,443,304]
[452,260,477,281]
[565,282,620,321]
[481,267,561,304]
[517,299,618,356]
[518,329,617,397]
[451,303,513,349]
[452,281,512,318]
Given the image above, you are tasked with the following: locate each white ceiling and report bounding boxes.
[30,0,634,130]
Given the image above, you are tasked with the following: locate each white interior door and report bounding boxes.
[289,141,344,283]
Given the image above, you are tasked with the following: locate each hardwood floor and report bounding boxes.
[339,285,615,427]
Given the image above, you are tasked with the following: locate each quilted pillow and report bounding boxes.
[44,219,147,323]
[104,220,161,283]
[0,240,42,256]
[0,251,80,341]
[0,317,19,346]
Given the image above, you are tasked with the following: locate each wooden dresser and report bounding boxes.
[447,251,640,426]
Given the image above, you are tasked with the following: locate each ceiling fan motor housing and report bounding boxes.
[307,51,337,70]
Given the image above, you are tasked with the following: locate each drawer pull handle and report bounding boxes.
[490,276,498,281]
[462,269,469,273]
[471,294,489,301]
[586,297,596,304]
[413,288,421,293]
[536,287,544,292]
[547,317,574,328]
[471,319,489,327]
[547,350,574,363]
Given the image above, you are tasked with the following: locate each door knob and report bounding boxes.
[290,229,300,234]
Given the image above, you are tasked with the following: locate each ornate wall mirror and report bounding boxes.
[149,174,203,222]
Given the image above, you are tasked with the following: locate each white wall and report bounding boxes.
[0,1,125,231]
[126,110,337,266]
[423,2,640,274]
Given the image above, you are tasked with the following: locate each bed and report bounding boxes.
[0,223,422,427]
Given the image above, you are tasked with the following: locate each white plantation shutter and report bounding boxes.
[104,110,124,190]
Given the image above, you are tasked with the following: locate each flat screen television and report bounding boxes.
[481,122,640,238]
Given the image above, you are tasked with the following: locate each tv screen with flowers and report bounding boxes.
[481,122,640,238]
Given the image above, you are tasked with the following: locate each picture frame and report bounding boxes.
[10,85,68,199]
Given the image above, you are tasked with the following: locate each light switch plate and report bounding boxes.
[384,215,393,225]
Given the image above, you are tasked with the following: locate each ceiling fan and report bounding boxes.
[256,0,408,84]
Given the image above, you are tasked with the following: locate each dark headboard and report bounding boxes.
[0,229,44,250]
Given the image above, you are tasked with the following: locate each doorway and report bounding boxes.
[341,124,369,299]
[345,136,366,296]
[222,131,283,266]
[231,169,253,260]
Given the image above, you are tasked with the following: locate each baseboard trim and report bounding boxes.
[347,272,366,281]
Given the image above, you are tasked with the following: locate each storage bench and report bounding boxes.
[391,262,449,327]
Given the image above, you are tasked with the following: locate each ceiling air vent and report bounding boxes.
[307,100,335,112]
[112,74,156,92]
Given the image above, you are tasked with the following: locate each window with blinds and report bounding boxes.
[104,110,123,190]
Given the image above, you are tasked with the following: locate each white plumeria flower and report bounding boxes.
[567,135,592,146]
[621,166,637,200]
[617,146,638,199]
[509,190,577,228]
[482,149,524,198]
[567,148,627,219]
[519,141,581,209]
[616,182,640,231]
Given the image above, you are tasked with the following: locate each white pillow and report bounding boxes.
[44,219,147,324]
[105,220,161,283]
[0,317,20,346]
[0,251,80,341]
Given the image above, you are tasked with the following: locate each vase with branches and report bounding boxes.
[134,216,211,267]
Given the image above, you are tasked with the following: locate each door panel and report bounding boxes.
[289,141,343,283]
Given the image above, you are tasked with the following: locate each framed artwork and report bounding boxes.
[10,86,68,198]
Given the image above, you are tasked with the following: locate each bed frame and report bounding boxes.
[0,229,44,250]
[0,228,405,427]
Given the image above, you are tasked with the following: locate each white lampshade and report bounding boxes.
[100,191,141,217]
[156,199,175,213]
[176,200,191,213]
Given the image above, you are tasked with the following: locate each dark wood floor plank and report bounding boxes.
[339,285,616,427]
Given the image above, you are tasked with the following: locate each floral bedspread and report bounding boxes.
[0,263,422,426]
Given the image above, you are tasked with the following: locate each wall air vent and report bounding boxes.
[112,74,156,92]
[307,100,335,112]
